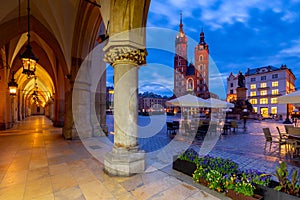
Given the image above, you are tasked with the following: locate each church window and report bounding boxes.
[187,79,194,90]
[199,55,203,61]
[200,65,203,70]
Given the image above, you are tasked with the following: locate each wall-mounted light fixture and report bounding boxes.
[8,71,18,96]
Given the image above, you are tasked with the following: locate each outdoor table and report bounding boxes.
[288,134,300,141]
[288,134,300,158]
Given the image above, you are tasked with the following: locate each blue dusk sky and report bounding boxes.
[106,0,300,99]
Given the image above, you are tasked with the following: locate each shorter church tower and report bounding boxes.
[194,29,209,88]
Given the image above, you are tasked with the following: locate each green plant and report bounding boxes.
[206,169,225,192]
[177,148,200,164]
[234,173,255,196]
[225,173,255,197]
[243,169,271,187]
[274,162,300,196]
[193,165,208,182]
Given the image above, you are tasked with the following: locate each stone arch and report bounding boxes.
[0,14,68,127]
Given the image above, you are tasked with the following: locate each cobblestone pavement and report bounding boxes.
[104,115,300,179]
[0,116,226,200]
[1,116,299,200]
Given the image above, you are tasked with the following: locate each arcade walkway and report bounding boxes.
[0,116,223,200]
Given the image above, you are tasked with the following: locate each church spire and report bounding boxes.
[200,27,205,44]
[179,11,183,34]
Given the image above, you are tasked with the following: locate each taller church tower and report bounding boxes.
[194,30,209,88]
[174,12,188,97]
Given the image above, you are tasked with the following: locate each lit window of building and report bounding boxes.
[260,82,267,88]
[272,81,278,87]
[271,107,277,114]
[250,99,257,104]
[271,98,277,104]
[250,91,256,96]
[260,90,267,96]
[253,107,258,113]
[260,98,268,104]
[272,89,279,95]
[250,84,256,89]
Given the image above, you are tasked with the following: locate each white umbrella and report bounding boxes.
[166,94,210,107]
[278,90,300,105]
[207,97,234,108]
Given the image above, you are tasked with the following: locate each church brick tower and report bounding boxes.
[173,13,210,99]
[174,12,188,97]
[195,30,209,88]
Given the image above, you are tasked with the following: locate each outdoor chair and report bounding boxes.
[172,121,180,132]
[195,124,209,140]
[276,126,289,151]
[262,128,286,151]
[166,122,176,135]
[230,121,238,133]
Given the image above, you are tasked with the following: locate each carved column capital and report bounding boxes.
[104,46,147,66]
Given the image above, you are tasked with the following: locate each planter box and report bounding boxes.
[255,181,300,200]
[172,158,197,177]
[226,189,263,200]
[199,178,209,187]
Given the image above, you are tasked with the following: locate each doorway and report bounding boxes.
[260,107,268,118]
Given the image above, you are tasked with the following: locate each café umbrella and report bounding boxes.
[166,94,210,107]
[278,90,300,107]
[206,97,234,108]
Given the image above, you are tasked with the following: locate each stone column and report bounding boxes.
[103,46,146,176]
[100,0,150,176]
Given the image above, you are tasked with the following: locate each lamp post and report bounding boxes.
[8,71,18,96]
[20,0,38,78]
[242,108,248,129]
[283,104,292,124]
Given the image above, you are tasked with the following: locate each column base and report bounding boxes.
[104,148,145,176]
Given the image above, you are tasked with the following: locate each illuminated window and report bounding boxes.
[272,89,279,95]
[271,98,278,104]
[250,84,256,89]
[272,81,278,87]
[250,91,256,96]
[260,82,267,88]
[260,98,268,104]
[271,107,277,114]
[253,107,258,113]
[260,90,267,96]
[250,99,257,104]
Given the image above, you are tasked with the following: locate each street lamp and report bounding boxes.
[8,71,18,96]
[20,0,38,78]
[242,108,248,129]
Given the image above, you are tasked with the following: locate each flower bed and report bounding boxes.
[172,148,300,199]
